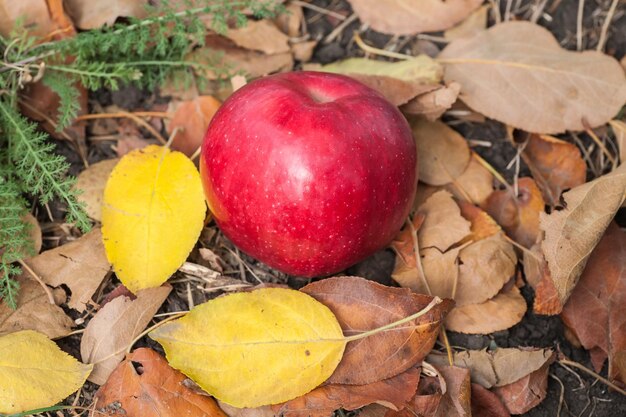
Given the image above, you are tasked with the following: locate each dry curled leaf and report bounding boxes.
[439,21,626,133]
[167,96,221,157]
[347,0,483,35]
[470,383,510,417]
[411,118,471,186]
[94,348,228,417]
[521,134,586,206]
[492,360,553,414]
[28,228,110,312]
[64,0,147,29]
[444,155,494,206]
[302,277,453,385]
[417,190,471,252]
[401,82,461,121]
[224,19,290,55]
[561,222,626,384]
[539,162,626,313]
[81,285,171,385]
[74,159,119,221]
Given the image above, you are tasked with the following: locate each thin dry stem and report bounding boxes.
[597,0,620,52]
[18,259,56,305]
[353,32,412,60]
[558,359,626,396]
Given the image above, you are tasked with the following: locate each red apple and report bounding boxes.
[200,71,417,277]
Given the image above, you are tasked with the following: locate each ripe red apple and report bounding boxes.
[200,71,417,277]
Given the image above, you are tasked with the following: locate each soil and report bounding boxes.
[45,0,626,416]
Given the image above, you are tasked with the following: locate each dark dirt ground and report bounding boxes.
[45,0,626,416]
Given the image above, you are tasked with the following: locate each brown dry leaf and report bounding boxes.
[347,0,483,35]
[273,367,420,417]
[445,285,526,334]
[609,120,626,164]
[411,118,471,186]
[539,162,626,313]
[64,0,147,29]
[483,178,545,248]
[291,40,317,62]
[115,135,151,157]
[444,4,489,40]
[301,277,453,385]
[444,155,494,206]
[93,348,227,417]
[521,134,587,206]
[401,82,461,121]
[81,285,171,384]
[0,273,73,339]
[349,76,439,107]
[273,2,303,37]
[166,96,221,157]
[457,201,501,242]
[420,246,461,299]
[471,384,510,417]
[224,19,290,55]
[191,35,293,80]
[492,360,552,414]
[74,159,119,221]
[417,190,472,251]
[0,0,73,38]
[28,228,110,312]
[561,222,626,383]
[427,348,554,388]
[439,21,626,133]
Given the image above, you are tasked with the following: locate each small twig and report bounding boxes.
[576,0,585,51]
[597,0,620,52]
[18,259,55,305]
[549,373,566,417]
[292,0,347,21]
[353,32,413,60]
[324,13,358,44]
[190,145,202,161]
[584,124,617,167]
[558,359,626,396]
[165,126,181,149]
[75,111,171,121]
[472,152,514,194]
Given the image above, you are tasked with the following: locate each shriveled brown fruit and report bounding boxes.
[521,134,586,206]
[492,360,553,414]
[301,277,453,385]
[93,348,227,417]
[347,0,483,35]
[471,384,510,417]
[539,162,626,314]
[273,367,420,417]
[561,222,626,384]
[482,178,545,248]
[166,96,221,157]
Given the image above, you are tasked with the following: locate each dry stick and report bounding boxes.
[576,0,585,51]
[558,359,626,396]
[292,0,347,21]
[584,125,618,168]
[549,373,566,417]
[353,32,413,60]
[76,111,170,145]
[472,151,515,194]
[18,259,56,305]
[324,13,358,44]
[597,0,620,52]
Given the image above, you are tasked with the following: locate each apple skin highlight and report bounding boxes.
[200,71,417,277]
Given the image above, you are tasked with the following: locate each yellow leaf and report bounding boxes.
[0,330,92,413]
[102,145,206,293]
[321,56,442,84]
[150,287,346,408]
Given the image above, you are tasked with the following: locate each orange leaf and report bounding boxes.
[168,96,222,157]
[470,384,510,417]
[492,360,553,414]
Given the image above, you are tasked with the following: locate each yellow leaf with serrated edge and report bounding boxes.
[102,145,206,293]
[0,330,92,413]
[150,287,346,407]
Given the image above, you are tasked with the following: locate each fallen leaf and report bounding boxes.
[224,19,290,55]
[609,120,626,163]
[74,159,119,221]
[0,273,73,339]
[150,287,346,408]
[219,403,275,417]
[94,348,227,417]
[0,0,73,38]
[28,228,110,312]
[401,82,461,120]
[457,201,501,242]
[561,222,626,383]
[439,21,626,133]
[347,0,483,35]
[115,135,151,157]
[64,0,147,29]
[301,277,453,385]
[444,5,489,40]
[492,360,552,414]
[0,330,92,413]
[166,96,221,157]
[417,190,471,251]
[427,348,554,389]
[273,367,420,417]
[81,285,171,385]
[539,162,626,313]
[445,285,526,334]
[411,118,471,186]
[470,383,510,417]
[273,2,303,37]
[443,155,494,206]
[420,246,461,299]
[521,134,586,206]
[483,178,545,248]
[102,145,206,293]
[291,40,317,62]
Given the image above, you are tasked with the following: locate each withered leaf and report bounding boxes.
[167,96,221,157]
[492,360,553,414]
[417,190,471,252]
[224,19,290,55]
[74,159,119,221]
[471,383,510,417]
[561,222,626,384]
[402,82,461,121]
[65,0,147,30]
[539,162,626,313]
[94,348,227,417]
[444,5,489,41]
[301,277,453,385]
[444,155,494,206]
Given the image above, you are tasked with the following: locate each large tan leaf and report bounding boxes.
[0,330,92,413]
[94,348,228,417]
[74,159,119,221]
[439,21,626,133]
[81,285,171,384]
[444,155,494,206]
[28,228,110,312]
[301,277,453,385]
[102,145,206,293]
[347,0,483,35]
[150,288,346,407]
[417,190,471,251]
[539,162,626,313]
